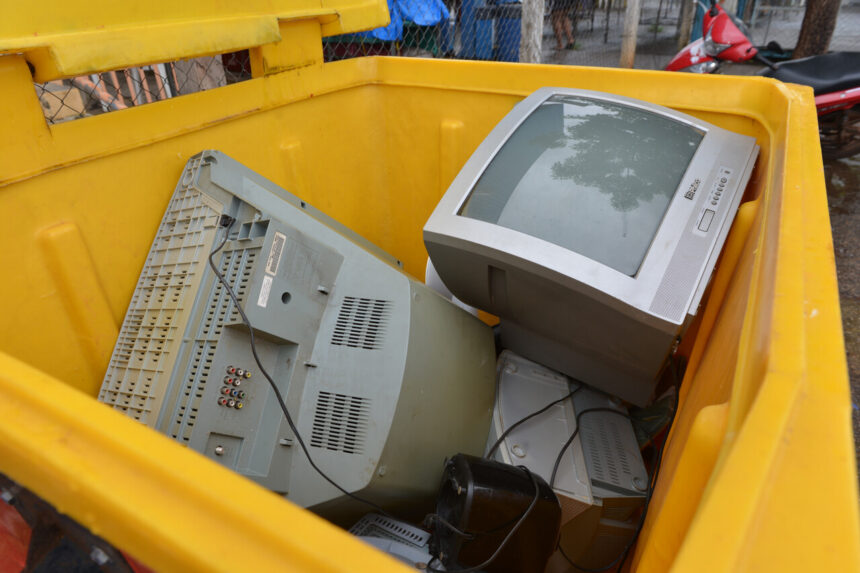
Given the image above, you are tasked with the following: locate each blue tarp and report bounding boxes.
[398,0,450,26]
[352,0,449,41]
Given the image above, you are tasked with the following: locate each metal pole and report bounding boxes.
[655,0,665,40]
[604,0,613,42]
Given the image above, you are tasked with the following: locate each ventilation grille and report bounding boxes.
[310,391,371,454]
[99,171,218,425]
[581,414,634,490]
[330,297,391,350]
[349,514,430,548]
[168,246,259,442]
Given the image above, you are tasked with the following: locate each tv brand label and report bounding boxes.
[684,179,701,200]
[266,232,286,275]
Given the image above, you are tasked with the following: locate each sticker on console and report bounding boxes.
[266,232,286,276]
[257,275,273,308]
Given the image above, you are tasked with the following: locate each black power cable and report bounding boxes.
[425,513,477,540]
[556,358,683,573]
[210,213,681,573]
[210,214,564,566]
[485,385,581,460]
[207,216,393,518]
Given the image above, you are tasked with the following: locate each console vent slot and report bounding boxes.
[581,413,634,492]
[330,297,391,350]
[310,391,371,454]
[168,245,259,442]
[349,514,431,548]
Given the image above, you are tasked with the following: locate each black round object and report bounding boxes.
[430,454,561,573]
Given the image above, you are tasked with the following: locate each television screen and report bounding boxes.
[459,96,705,276]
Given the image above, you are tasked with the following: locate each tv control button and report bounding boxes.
[720,177,727,183]
[699,209,716,232]
[711,200,718,206]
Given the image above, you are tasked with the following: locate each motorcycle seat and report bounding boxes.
[760,51,860,96]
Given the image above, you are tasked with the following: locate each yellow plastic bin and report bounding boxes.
[0,1,857,571]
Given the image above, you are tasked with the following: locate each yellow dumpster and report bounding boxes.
[0,1,857,571]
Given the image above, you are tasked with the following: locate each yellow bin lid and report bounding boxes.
[0,0,390,81]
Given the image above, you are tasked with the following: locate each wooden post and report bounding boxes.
[619,0,642,67]
[677,0,695,51]
[520,0,545,63]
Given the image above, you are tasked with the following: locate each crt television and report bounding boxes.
[99,151,496,518]
[424,88,759,405]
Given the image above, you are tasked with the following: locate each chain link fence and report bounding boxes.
[322,0,683,67]
[30,0,859,124]
[34,53,252,125]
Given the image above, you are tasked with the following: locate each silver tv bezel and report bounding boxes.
[424,87,759,327]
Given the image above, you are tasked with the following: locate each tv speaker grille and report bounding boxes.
[310,391,371,455]
[649,232,707,321]
[330,297,391,350]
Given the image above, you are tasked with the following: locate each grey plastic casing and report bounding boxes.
[99,151,496,516]
[350,513,440,568]
[424,87,759,406]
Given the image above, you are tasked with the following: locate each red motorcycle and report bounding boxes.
[666,2,860,159]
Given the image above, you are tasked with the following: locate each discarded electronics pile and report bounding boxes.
[100,87,758,571]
